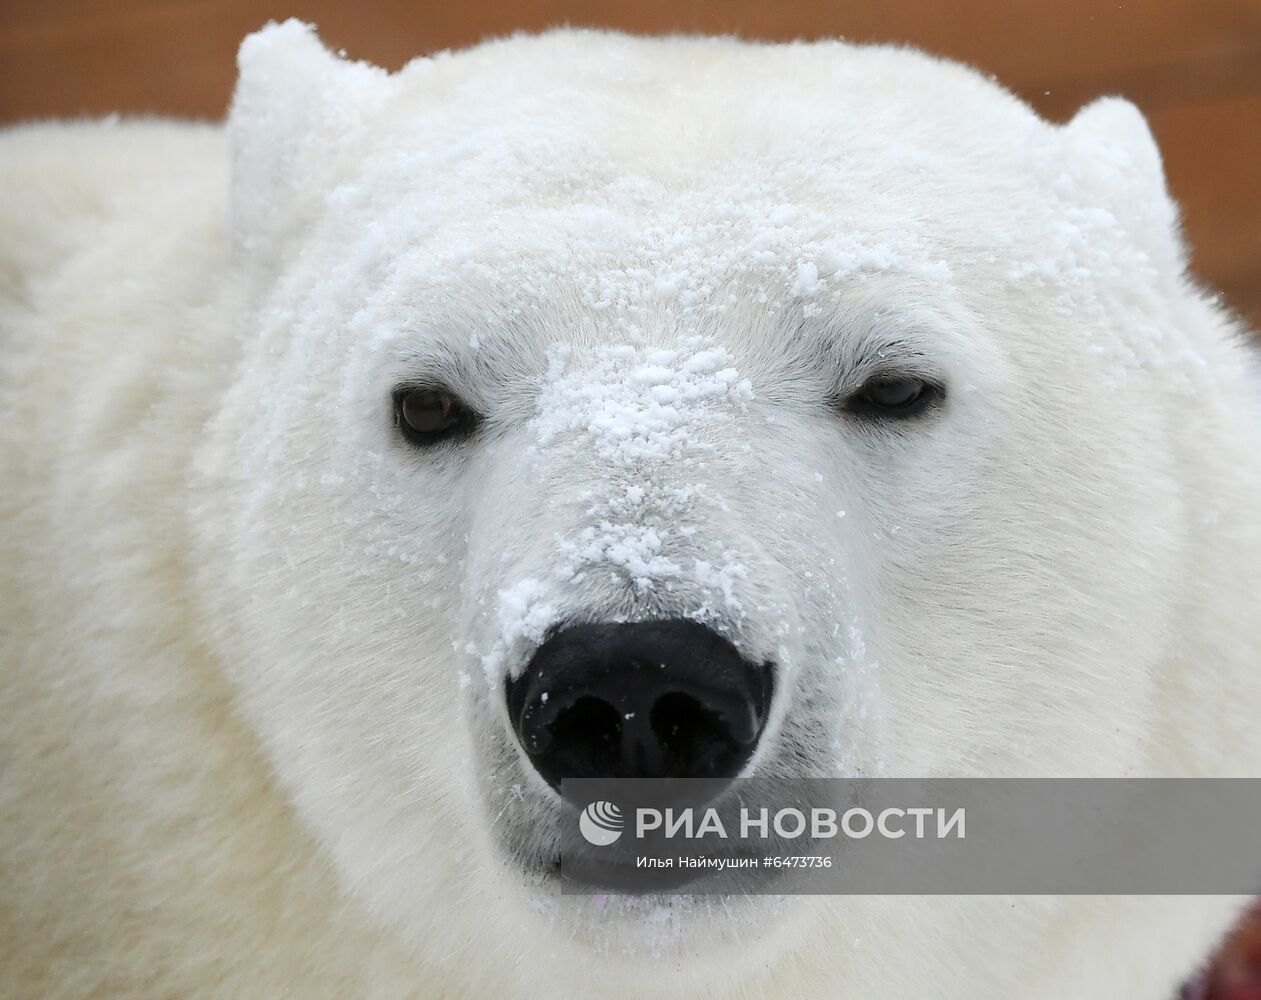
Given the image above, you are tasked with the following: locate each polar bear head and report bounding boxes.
[193,20,1254,996]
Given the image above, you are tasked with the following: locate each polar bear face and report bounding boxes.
[196,20,1211,985]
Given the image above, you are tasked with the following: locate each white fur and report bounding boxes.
[3,21,1260,999]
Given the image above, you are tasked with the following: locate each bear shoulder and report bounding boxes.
[0,120,226,310]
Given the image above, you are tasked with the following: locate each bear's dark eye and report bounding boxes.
[394,387,480,447]
[844,376,941,420]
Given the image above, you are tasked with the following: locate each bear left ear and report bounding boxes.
[1062,97,1183,266]
[228,19,389,257]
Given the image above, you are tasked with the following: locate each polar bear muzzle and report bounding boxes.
[505,619,773,793]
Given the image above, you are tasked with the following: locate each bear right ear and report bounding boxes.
[228,20,390,257]
[1062,97,1184,270]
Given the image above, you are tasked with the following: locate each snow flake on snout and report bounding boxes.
[469,342,761,685]
[504,340,761,621]
[529,339,754,463]
[556,522,680,590]
[479,577,558,683]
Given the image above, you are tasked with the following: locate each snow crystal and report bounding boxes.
[791,260,820,299]
[769,205,797,226]
[557,522,681,591]
[531,340,753,465]
[484,578,558,681]
[692,557,749,616]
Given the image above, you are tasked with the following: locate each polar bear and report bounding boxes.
[2,19,1260,1000]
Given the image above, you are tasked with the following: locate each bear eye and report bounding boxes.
[394,387,480,447]
[844,376,941,420]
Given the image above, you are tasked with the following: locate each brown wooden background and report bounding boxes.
[0,0,1258,328]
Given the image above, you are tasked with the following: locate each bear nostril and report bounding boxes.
[541,695,622,773]
[650,691,729,773]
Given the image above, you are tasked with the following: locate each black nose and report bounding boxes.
[505,619,772,789]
